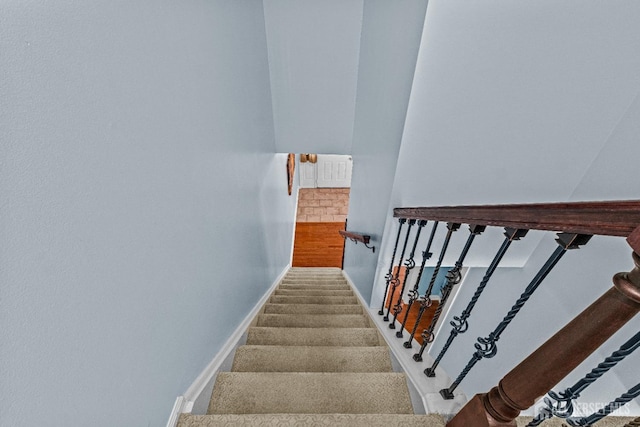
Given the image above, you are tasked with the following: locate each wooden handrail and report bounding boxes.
[394,200,640,238]
[447,252,640,427]
[339,230,375,253]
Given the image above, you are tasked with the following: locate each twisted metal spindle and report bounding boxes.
[425,227,528,377]
[384,219,416,322]
[527,330,640,426]
[440,233,592,399]
[379,218,406,315]
[390,220,427,329]
[413,224,485,363]
[566,383,640,426]
[404,222,461,350]
[397,221,439,339]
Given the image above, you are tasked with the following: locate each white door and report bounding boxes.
[299,161,317,188]
[316,155,352,188]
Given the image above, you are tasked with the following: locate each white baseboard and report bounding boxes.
[166,396,188,427]
[165,264,290,427]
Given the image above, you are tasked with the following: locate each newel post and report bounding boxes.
[447,226,640,427]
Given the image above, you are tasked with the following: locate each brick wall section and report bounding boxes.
[296,188,350,222]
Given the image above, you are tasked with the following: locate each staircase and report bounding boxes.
[177,267,446,426]
[175,267,638,426]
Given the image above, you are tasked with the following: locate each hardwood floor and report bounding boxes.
[292,222,346,268]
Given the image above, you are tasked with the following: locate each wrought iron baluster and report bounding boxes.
[425,227,528,377]
[379,218,406,315]
[390,220,427,329]
[624,416,640,427]
[566,383,640,426]
[384,219,416,321]
[413,224,485,363]
[527,330,640,426]
[397,221,439,339]
[440,233,592,399]
[403,222,461,351]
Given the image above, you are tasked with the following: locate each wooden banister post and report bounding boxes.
[447,250,640,427]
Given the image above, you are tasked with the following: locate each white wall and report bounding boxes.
[343,0,430,302]
[0,1,296,426]
[366,0,640,414]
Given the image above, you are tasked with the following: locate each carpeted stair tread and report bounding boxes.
[283,275,345,280]
[207,372,414,415]
[278,283,351,290]
[274,289,354,296]
[280,280,348,286]
[246,327,382,346]
[231,345,393,372]
[256,313,369,328]
[178,413,446,427]
[283,276,346,280]
[286,270,343,276]
[269,295,357,305]
[283,272,345,276]
[263,303,363,315]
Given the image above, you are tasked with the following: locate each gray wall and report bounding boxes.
[367,0,640,412]
[343,0,429,302]
[0,1,296,426]
[264,0,364,155]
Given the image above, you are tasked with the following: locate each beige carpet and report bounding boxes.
[177,268,637,427]
[178,267,445,426]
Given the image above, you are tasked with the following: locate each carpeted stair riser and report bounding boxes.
[283,273,345,280]
[179,414,446,427]
[179,414,638,427]
[256,313,369,328]
[246,327,383,347]
[280,280,348,286]
[283,272,345,278]
[278,283,350,290]
[282,280,346,285]
[274,289,354,296]
[207,372,414,415]
[231,345,393,372]
[284,273,345,278]
[263,303,363,315]
[269,295,357,305]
